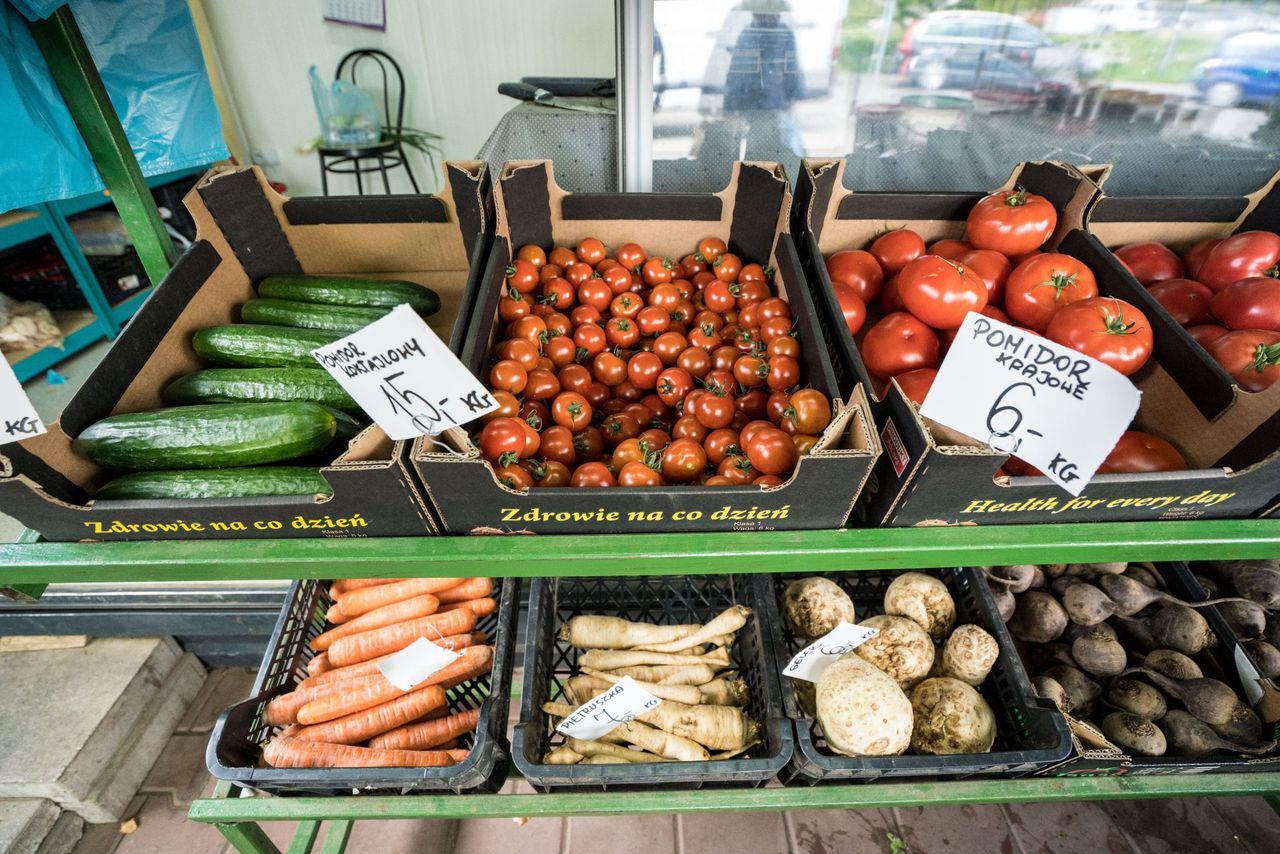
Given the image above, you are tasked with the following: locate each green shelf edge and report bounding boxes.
[2,519,1278,585]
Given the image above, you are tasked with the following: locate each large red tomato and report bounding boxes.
[832,282,867,336]
[869,230,925,275]
[898,256,987,330]
[1097,431,1188,474]
[927,239,971,260]
[1004,253,1098,332]
[1207,330,1280,391]
[1146,278,1214,327]
[1195,231,1280,291]
[1186,323,1229,348]
[957,249,1011,303]
[1114,242,1184,286]
[966,186,1057,256]
[1209,277,1280,331]
[1183,238,1221,281]
[892,368,937,406]
[861,312,940,379]
[826,250,883,302]
[1045,297,1153,376]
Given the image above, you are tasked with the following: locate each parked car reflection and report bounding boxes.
[1192,31,1280,107]
[897,11,1079,93]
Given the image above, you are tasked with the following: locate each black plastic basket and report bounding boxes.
[760,568,1072,783]
[206,577,517,795]
[512,575,793,791]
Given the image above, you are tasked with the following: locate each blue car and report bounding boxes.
[1194,32,1280,108]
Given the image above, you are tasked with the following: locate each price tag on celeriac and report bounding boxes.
[783,621,879,682]
[311,304,498,439]
[0,359,45,442]
[918,313,1140,496]
[376,637,461,691]
[555,676,662,740]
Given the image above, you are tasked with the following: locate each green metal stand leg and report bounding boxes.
[2,532,47,601]
[27,7,176,285]
[215,821,282,854]
[286,821,322,854]
[317,820,353,854]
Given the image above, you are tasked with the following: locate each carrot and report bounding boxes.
[328,608,477,666]
[434,644,495,688]
[337,578,466,618]
[296,673,405,725]
[312,594,440,652]
[437,597,497,617]
[325,604,350,625]
[331,578,407,596]
[263,736,460,768]
[368,708,481,751]
[295,684,446,745]
[264,675,366,725]
[435,577,494,604]
[306,652,331,676]
[298,631,487,691]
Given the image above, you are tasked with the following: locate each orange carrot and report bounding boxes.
[331,578,407,596]
[337,578,465,618]
[328,608,477,666]
[437,597,498,617]
[435,577,494,604]
[368,708,481,751]
[264,675,366,725]
[306,652,331,676]
[325,603,350,625]
[312,594,440,652]
[296,673,405,725]
[295,684,446,745]
[298,631,487,692]
[263,737,460,768]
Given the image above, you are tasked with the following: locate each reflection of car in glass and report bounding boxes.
[898,11,1074,93]
[1193,32,1280,108]
[1043,0,1160,36]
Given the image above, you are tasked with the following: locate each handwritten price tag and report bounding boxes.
[377,637,461,691]
[0,360,45,442]
[783,621,879,682]
[555,676,663,740]
[919,313,1140,496]
[311,304,498,440]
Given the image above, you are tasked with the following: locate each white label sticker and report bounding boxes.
[783,621,880,683]
[1234,642,1266,706]
[0,360,45,442]
[376,637,461,691]
[311,304,499,439]
[918,313,1141,496]
[555,675,663,740]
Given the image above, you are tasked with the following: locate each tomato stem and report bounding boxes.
[1100,305,1139,336]
[1006,185,1028,208]
[1251,343,1280,372]
[1035,271,1078,299]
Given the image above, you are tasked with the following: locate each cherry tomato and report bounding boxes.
[1004,253,1099,332]
[692,390,736,429]
[529,458,571,487]
[550,391,591,431]
[517,244,546,269]
[704,280,738,312]
[766,356,801,391]
[1187,323,1229,348]
[1045,297,1153,376]
[678,346,712,378]
[861,312,940,379]
[1209,277,1280,331]
[538,424,577,466]
[496,338,539,371]
[1207,330,1280,391]
[680,253,707,276]
[1184,238,1222,281]
[656,438,705,483]
[673,414,709,443]
[564,262,595,287]
[1114,242,1184,286]
[710,253,740,282]
[494,463,533,490]
[571,461,615,487]
[957,249,1011,303]
[498,292,531,322]
[639,428,671,449]
[573,426,605,461]
[792,433,820,456]
[588,270,625,303]
[739,263,767,284]
[576,237,606,265]
[540,262,564,283]
[709,346,739,374]
[489,360,528,393]
[743,425,798,477]
[524,368,560,401]
[627,352,664,390]
[616,242,646,271]
[613,460,660,486]
[826,250,884,302]
[570,305,602,327]
[584,381,610,408]
[592,352,627,386]
[636,305,671,336]
[783,389,831,435]
[1097,431,1187,474]
[731,355,766,389]
[655,367,693,407]
[704,428,742,465]
[736,280,770,306]
[506,259,539,294]
[605,317,640,348]
[546,247,575,268]
[574,324,607,357]
[898,256,988,330]
[927,239,972,260]
[1147,278,1215,327]
[544,335,577,367]
[966,186,1057,256]
[483,389,521,422]
[479,417,526,463]
[542,277,575,310]
[892,368,937,406]
[639,257,673,287]
[1195,231,1280,291]
[870,229,925,275]
[518,419,541,457]
[717,454,758,484]
[767,335,800,361]
[698,237,727,264]
[611,438,647,468]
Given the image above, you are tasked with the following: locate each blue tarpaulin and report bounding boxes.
[0,0,228,211]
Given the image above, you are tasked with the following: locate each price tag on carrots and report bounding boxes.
[377,637,461,691]
[556,676,663,740]
[918,313,1140,496]
[311,304,499,440]
[783,621,879,683]
[0,359,45,441]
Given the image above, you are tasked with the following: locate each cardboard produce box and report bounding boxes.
[411,160,879,534]
[794,158,1280,527]
[0,164,492,541]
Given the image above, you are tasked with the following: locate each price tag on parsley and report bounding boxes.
[0,360,45,442]
[311,304,498,440]
[919,313,1140,496]
[555,676,663,740]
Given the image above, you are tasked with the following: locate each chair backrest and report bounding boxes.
[335,49,407,133]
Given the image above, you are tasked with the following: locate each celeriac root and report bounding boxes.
[632,607,751,653]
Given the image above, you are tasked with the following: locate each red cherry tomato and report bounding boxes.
[892,368,937,406]
[898,256,988,330]
[1114,242,1184,286]
[1195,231,1280,291]
[966,186,1057,256]
[717,454,758,484]
[1207,330,1280,391]
[714,253,743,282]
[783,388,831,434]
[1209,277,1280,331]
[870,229,926,275]
[479,417,526,463]
[692,390,736,429]
[571,461,616,487]
[861,312,940,380]
[489,359,528,394]
[832,282,867,336]
[661,438,707,483]
[957,249,1011,303]
[1004,253,1099,332]
[1147,278,1215,327]
[627,352,664,390]
[825,250,884,302]
[506,259,539,293]
[697,237,727,264]
[616,242,646,271]
[1096,431,1188,474]
[927,239,972,260]
[576,238,606,265]
[539,426,577,466]
[551,391,592,431]
[1045,297,1153,376]
[743,426,798,476]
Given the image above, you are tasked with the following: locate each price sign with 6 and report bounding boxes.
[919,313,1140,495]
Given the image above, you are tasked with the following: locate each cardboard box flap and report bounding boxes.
[196,169,303,280]
[1240,169,1280,232]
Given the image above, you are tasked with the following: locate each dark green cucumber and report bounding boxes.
[322,406,368,443]
[96,467,333,500]
[241,299,389,333]
[258,275,440,316]
[163,368,358,411]
[74,403,336,471]
[193,325,342,368]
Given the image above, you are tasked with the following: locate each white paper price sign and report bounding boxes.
[783,621,880,683]
[555,676,663,740]
[919,313,1141,496]
[0,360,45,442]
[311,304,498,439]
[376,637,461,691]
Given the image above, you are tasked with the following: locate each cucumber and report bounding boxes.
[193,325,342,368]
[96,467,333,500]
[323,406,368,443]
[241,299,389,334]
[258,275,439,316]
[74,402,336,471]
[163,368,358,411]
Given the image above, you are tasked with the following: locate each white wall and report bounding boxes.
[202,0,614,196]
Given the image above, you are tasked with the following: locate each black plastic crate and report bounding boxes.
[760,568,1072,783]
[86,248,149,305]
[0,238,89,310]
[513,575,792,790]
[206,577,517,795]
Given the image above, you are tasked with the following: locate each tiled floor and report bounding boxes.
[64,668,1279,854]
